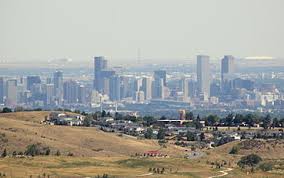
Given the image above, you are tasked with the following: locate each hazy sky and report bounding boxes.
[0,0,283,64]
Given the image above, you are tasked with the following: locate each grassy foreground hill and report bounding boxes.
[0,111,184,157]
[0,111,283,177]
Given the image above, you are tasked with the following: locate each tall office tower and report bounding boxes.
[6,79,17,107]
[188,80,197,98]
[141,77,152,100]
[221,55,235,81]
[53,71,63,105]
[135,91,145,103]
[94,56,108,91]
[154,70,167,86]
[17,84,25,104]
[120,76,131,99]
[78,85,86,104]
[109,75,121,101]
[43,84,54,105]
[26,76,41,91]
[100,70,115,94]
[103,78,110,96]
[132,78,142,100]
[221,55,235,93]
[63,80,79,104]
[20,77,27,90]
[197,55,211,99]
[46,77,52,84]
[183,78,189,101]
[152,78,164,99]
[0,78,4,104]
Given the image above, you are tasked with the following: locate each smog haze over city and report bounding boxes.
[1,0,284,66]
[0,1,284,178]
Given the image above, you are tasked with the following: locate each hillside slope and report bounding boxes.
[0,112,182,157]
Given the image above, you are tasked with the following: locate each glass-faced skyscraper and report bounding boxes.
[94,56,108,92]
[221,55,235,81]
[197,55,210,99]
[221,55,235,93]
[53,71,63,105]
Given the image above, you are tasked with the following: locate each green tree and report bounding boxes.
[272,117,279,128]
[186,112,194,120]
[195,115,203,130]
[101,110,107,117]
[1,148,7,157]
[2,107,12,113]
[157,128,165,140]
[229,146,239,154]
[186,131,195,141]
[206,115,219,126]
[238,154,262,170]
[263,114,272,129]
[25,144,40,156]
[143,116,155,127]
[200,132,205,141]
[55,150,61,156]
[144,128,153,139]
[259,162,273,172]
[225,113,234,126]
[83,116,93,127]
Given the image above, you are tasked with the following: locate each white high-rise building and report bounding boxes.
[6,79,17,107]
[141,76,152,100]
[197,55,210,100]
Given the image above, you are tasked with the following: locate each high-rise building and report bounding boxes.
[43,84,54,105]
[154,70,167,86]
[153,78,164,99]
[183,78,189,101]
[27,76,41,91]
[221,55,235,93]
[135,91,145,103]
[188,80,197,98]
[53,71,63,105]
[221,55,235,81]
[94,56,108,91]
[101,70,115,94]
[197,55,210,99]
[120,76,131,99]
[132,78,142,100]
[141,77,152,100]
[109,75,121,101]
[0,78,4,104]
[6,79,17,107]
[78,85,86,104]
[63,80,79,104]
[153,70,166,99]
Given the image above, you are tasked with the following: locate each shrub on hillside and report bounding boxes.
[238,154,262,170]
[229,146,239,154]
[25,144,51,156]
[259,162,273,172]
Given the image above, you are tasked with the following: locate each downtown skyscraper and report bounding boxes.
[197,55,210,100]
[94,56,108,92]
[53,71,63,105]
[221,55,235,93]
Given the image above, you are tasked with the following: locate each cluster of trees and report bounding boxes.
[185,112,284,129]
[1,145,62,157]
[238,154,262,172]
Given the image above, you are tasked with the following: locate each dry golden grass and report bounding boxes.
[0,112,282,177]
[0,111,183,157]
